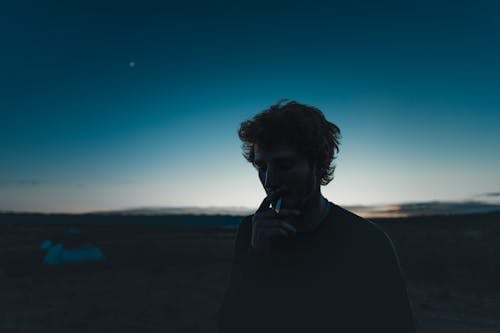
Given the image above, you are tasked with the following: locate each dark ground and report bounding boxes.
[1,211,500,332]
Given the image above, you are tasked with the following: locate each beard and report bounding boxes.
[298,168,319,209]
[282,168,318,212]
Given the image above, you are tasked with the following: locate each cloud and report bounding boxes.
[481,192,500,197]
[0,179,135,189]
[348,200,500,218]
[0,179,40,187]
[89,206,255,216]
[87,200,500,218]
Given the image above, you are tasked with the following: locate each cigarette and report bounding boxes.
[274,198,282,214]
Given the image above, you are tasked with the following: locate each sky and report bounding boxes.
[1,0,499,214]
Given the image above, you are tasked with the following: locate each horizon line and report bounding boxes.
[2,199,500,218]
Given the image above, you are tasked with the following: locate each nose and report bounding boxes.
[264,168,281,193]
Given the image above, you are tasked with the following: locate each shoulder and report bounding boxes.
[331,204,395,252]
[331,204,381,234]
[330,204,402,276]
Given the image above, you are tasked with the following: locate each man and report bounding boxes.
[217,100,416,333]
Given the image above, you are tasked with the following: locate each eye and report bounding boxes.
[253,162,292,171]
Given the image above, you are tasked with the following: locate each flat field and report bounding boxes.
[1,212,499,332]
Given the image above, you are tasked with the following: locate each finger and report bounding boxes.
[258,208,301,218]
[260,227,289,238]
[259,190,285,211]
[257,188,287,212]
[270,221,297,234]
[256,220,297,234]
[278,229,289,238]
[253,212,299,229]
[279,221,297,234]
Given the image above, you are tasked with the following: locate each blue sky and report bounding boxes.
[1,0,499,213]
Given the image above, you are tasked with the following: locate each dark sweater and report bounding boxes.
[217,201,417,333]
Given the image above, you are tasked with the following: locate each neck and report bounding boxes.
[293,190,329,233]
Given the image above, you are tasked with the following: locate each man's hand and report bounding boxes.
[250,187,300,252]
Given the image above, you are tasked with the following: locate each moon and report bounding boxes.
[129,61,136,68]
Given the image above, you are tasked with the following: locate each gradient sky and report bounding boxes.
[1,0,499,213]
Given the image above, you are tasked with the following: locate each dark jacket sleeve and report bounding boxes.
[362,226,417,333]
[217,216,253,333]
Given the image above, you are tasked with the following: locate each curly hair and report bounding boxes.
[238,100,341,186]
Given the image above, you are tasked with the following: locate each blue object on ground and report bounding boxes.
[42,243,105,265]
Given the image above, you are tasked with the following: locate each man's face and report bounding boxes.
[253,143,319,210]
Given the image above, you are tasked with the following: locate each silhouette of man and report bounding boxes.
[217,100,416,333]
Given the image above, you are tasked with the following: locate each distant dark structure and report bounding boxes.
[218,100,416,332]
